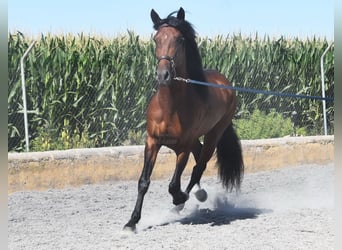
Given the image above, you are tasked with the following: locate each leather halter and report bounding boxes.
[156,55,177,80]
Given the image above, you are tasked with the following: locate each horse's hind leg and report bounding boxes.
[191,139,202,163]
[185,134,218,195]
[189,140,209,202]
[169,151,190,205]
[190,139,204,187]
[170,141,202,210]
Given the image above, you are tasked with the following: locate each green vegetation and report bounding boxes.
[8,32,334,151]
[235,109,296,139]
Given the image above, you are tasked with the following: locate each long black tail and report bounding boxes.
[216,123,244,191]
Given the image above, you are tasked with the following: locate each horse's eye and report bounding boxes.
[177,37,185,44]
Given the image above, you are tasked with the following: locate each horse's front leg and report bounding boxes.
[123,137,160,232]
[169,151,190,206]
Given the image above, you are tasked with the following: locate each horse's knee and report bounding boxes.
[138,178,150,194]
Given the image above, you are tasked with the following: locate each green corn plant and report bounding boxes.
[8,31,334,151]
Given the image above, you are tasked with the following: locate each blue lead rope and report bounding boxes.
[174,77,334,102]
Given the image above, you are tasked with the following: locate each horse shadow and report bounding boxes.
[177,205,268,226]
[151,195,272,228]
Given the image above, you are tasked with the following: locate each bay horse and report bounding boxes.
[124,7,244,232]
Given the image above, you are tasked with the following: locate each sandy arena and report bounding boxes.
[8,163,333,249]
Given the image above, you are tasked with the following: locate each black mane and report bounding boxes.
[153,10,208,98]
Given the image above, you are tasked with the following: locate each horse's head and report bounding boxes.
[151,7,187,85]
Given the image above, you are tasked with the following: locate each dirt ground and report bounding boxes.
[8,163,334,250]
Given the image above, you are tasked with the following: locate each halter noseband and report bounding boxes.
[156,55,177,80]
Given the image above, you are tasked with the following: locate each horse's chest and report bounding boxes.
[148,112,184,145]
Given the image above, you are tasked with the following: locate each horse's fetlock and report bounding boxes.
[168,182,180,195]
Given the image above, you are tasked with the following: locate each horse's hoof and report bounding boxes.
[195,188,208,202]
[171,203,185,214]
[123,223,137,233]
[172,192,189,206]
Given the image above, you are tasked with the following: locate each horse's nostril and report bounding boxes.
[157,69,171,84]
[163,70,170,81]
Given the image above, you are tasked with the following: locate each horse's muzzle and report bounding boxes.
[156,68,172,85]
[156,55,176,85]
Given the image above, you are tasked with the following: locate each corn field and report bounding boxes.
[8,31,334,152]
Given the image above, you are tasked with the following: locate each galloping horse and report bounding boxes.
[124,7,244,232]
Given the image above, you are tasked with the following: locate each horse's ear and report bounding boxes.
[177,7,185,20]
[151,9,161,25]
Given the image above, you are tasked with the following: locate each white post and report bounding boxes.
[320,43,332,136]
[20,41,36,152]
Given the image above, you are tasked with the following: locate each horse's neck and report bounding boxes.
[156,83,189,110]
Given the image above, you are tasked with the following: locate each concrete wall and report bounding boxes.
[8,136,334,193]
